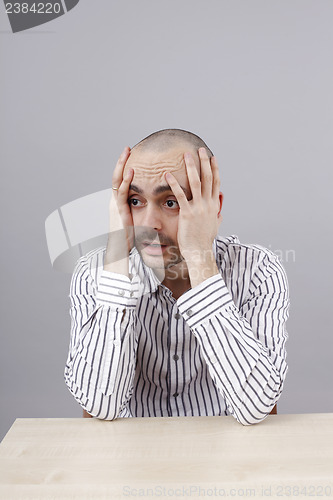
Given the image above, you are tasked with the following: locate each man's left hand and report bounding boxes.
[164,148,223,286]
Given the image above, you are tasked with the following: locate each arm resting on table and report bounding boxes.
[64,253,139,420]
[177,250,289,425]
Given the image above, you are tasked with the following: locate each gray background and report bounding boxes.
[1,0,332,441]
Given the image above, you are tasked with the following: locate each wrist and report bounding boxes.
[185,248,219,288]
[104,230,130,276]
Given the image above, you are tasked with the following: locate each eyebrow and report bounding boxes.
[129,183,191,198]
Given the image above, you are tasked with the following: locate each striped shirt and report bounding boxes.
[64,234,289,425]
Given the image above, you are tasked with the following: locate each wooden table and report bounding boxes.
[0,413,332,499]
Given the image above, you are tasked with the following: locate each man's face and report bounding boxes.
[124,144,200,272]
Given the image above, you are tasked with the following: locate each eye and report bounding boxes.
[164,199,179,209]
[129,198,144,207]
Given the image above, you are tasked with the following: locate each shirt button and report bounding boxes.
[118,290,125,296]
[186,309,193,316]
[174,313,181,319]
[113,340,120,347]
[173,392,179,398]
[173,355,179,361]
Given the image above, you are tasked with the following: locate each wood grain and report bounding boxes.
[0,414,332,499]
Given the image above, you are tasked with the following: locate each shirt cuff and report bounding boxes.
[96,270,139,309]
[177,273,234,328]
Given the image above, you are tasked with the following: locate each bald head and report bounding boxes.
[123,130,222,274]
[132,129,213,158]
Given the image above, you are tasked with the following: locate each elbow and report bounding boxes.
[84,409,119,421]
[89,402,121,421]
[235,411,270,426]
[64,373,123,421]
[237,412,269,426]
[228,399,278,426]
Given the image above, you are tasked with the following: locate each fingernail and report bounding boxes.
[165,172,172,181]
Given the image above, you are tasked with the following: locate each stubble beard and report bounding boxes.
[137,244,187,282]
[133,227,188,280]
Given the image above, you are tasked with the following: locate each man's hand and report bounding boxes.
[104,147,134,273]
[164,148,223,287]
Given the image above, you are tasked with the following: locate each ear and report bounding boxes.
[217,192,224,217]
[217,192,223,224]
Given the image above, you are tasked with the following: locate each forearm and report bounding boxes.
[193,313,287,424]
[177,273,289,425]
[103,229,130,277]
[65,258,139,419]
[186,249,219,289]
[64,307,136,419]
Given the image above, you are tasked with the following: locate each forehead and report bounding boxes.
[124,145,200,186]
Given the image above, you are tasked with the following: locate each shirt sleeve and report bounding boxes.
[64,254,139,419]
[176,250,290,425]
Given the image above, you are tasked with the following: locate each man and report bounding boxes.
[64,129,289,425]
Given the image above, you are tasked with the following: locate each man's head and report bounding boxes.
[123,129,222,276]
[132,129,214,157]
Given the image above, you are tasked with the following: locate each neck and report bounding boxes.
[155,260,191,299]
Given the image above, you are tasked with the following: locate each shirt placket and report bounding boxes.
[166,295,185,415]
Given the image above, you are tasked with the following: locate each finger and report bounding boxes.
[117,167,134,203]
[198,147,213,198]
[184,152,201,200]
[110,167,134,239]
[164,172,188,211]
[112,146,131,188]
[211,156,221,199]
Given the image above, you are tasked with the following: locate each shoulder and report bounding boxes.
[214,235,289,306]
[214,235,288,288]
[215,235,278,266]
[71,246,106,287]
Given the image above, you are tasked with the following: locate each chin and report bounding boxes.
[139,251,181,271]
[165,257,184,269]
[139,252,165,268]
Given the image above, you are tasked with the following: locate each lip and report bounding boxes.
[142,240,166,245]
[141,242,168,256]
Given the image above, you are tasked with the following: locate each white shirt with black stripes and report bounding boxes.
[64,234,289,425]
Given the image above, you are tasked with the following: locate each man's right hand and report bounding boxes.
[104,147,134,273]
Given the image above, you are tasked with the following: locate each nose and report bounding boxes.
[141,204,163,231]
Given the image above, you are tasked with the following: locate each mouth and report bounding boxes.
[141,241,168,255]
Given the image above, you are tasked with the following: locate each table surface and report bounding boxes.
[0,413,332,500]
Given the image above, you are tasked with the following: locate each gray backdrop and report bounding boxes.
[1,0,332,441]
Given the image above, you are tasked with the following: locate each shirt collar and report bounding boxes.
[129,247,162,295]
[129,239,223,296]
